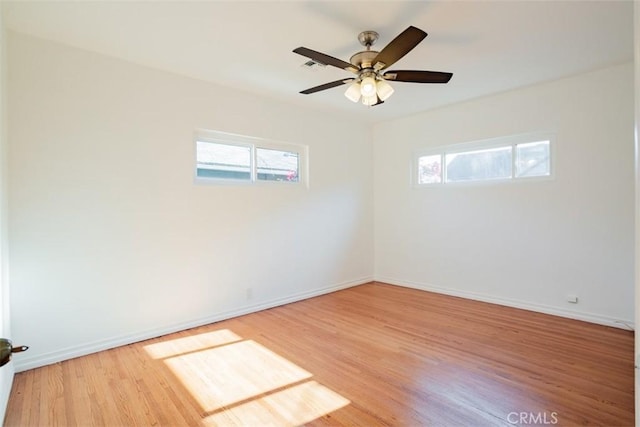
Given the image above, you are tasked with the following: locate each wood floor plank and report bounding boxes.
[4,282,634,426]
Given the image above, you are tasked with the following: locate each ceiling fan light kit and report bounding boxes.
[360,76,377,96]
[344,77,395,105]
[344,82,361,103]
[293,26,453,107]
[376,79,394,101]
[362,94,378,107]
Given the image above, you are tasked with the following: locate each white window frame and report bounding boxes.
[194,129,308,187]
[412,132,555,187]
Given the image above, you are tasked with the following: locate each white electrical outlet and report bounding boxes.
[567,294,578,304]
[246,288,253,300]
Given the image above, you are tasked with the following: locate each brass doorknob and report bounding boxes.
[0,338,28,367]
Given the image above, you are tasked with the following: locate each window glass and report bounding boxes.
[445,146,512,183]
[418,154,442,184]
[195,131,306,185]
[516,141,550,178]
[256,148,299,182]
[196,141,251,180]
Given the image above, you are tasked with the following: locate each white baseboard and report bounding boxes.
[13,276,372,372]
[375,276,634,330]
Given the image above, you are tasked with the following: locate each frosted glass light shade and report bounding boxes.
[360,76,377,97]
[344,82,361,103]
[362,94,378,106]
[376,79,394,101]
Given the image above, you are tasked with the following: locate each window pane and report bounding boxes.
[516,140,550,177]
[256,148,299,182]
[418,154,442,184]
[445,146,512,183]
[196,141,251,180]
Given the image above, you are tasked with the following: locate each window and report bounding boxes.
[195,130,306,185]
[256,148,299,182]
[414,133,553,186]
[196,141,251,180]
[445,146,512,183]
[418,154,442,184]
[515,140,550,178]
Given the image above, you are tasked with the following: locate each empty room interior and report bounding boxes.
[0,1,637,426]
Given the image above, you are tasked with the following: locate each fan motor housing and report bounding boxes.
[350,50,379,69]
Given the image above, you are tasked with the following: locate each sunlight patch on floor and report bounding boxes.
[202,380,350,427]
[143,329,350,425]
[164,339,313,411]
[144,329,242,359]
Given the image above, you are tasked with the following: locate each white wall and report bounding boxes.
[0,4,14,423]
[5,29,634,375]
[7,32,374,371]
[374,62,635,326]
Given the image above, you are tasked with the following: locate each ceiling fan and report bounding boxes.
[293,26,453,106]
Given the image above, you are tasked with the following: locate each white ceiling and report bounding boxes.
[2,0,634,124]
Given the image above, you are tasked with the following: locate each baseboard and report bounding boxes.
[13,276,373,372]
[375,276,634,330]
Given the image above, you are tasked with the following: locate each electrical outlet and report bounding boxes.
[567,294,578,304]
[246,288,253,301]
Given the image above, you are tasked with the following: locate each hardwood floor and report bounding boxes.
[4,282,634,426]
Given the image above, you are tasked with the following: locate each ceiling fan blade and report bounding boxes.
[372,26,427,70]
[384,70,453,84]
[372,96,385,107]
[293,47,359,73]
[300,78,354,95]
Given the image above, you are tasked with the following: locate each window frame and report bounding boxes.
[412,132,555,188]
[194,129,308,187]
